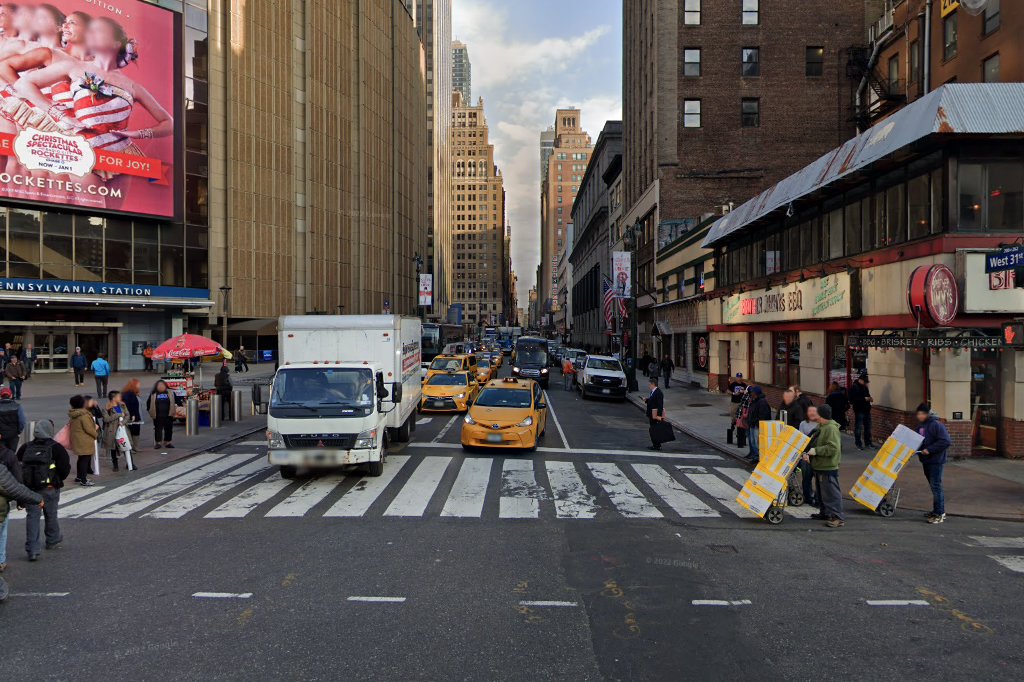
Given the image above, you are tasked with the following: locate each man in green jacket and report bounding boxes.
[804,404,845,528]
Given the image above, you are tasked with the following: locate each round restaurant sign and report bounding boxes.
[696,335,709,370]
[907,264,959,328]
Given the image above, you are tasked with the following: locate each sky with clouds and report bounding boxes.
[452,0,622,296]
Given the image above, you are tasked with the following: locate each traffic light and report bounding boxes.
[1003,320,1024,348]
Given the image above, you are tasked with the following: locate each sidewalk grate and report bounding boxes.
[707,544,738,554]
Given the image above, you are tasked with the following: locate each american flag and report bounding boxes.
[603,276,627,328]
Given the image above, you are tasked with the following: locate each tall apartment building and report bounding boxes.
[451,94,508,328]
[0,0,428,370]
[452,40,472,102]
[539,127,556,183]
[622,0,863,353]
[539,110,592,328]
[407,0,454,319]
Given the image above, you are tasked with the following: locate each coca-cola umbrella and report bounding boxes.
[152,333,233,361]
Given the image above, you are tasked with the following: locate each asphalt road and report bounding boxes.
[2,368,1022,681]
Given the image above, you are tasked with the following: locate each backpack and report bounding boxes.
[22,441,55,489]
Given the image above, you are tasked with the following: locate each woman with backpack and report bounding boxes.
[68,395,99,486]
[147,380,178,449]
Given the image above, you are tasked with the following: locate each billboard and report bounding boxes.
[612,251,631,298]
[418,273,433,306]
[0,0,180,219]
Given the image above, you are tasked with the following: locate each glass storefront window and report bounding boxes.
[186,175,209,225]
[160,224,185,287]
[886,183,906,244]
[185,27,208,81]
[74,216,103,280]
[41,212,74,280]
[186,248,209,289]
[8,209,40,278]
[908,172,931,239]
[105,218,133,271]
[957,162,985,230]
[989,162,1023,230]
[773,332,800,387]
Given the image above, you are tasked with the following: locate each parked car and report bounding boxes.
[576,355,628,400]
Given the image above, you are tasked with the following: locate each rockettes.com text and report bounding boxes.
[0,172,123,197]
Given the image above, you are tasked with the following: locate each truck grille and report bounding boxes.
[284,434,356,449]
[592,376,622,387]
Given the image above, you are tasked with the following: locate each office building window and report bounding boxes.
[806,46,824,76]
[741,47,760,77]
[684,0,700,25]
[984,53,1000,83]
[683,48,701,77]
[682,99,701,128]
[742,0,759,25]
[888,55,899,91]
[943,12,958,61]
[984,0,1000,35]
[910,40,920,86]
[741,98,760,127]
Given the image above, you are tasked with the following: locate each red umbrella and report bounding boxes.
[151,333,232,361]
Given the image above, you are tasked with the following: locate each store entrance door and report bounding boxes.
[970,349,1000,453]
[76,333,109,365]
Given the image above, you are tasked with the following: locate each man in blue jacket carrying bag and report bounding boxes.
[916,403,952,525]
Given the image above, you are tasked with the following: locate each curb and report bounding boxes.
[624,393,1022,524]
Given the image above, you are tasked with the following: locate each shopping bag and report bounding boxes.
[54,423,72,450]
[114,424,133,453]
[92,441,101,478]
[649,420,676,445]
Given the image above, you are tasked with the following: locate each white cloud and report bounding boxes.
[453,0,621,296]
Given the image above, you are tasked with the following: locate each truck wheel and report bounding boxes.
[365,459,384,477]
[394,417,412,443]
[279,465,298,480]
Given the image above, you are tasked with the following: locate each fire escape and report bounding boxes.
[846,45,906,131]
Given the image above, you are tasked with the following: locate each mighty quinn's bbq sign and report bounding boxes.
[722,272,857,325]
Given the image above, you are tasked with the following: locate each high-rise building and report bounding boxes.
[451,94,507,328]
[0,0,428,370]
[539,109,591,331]
[407,0,454,319]
[452,40,472,102]
[539,127,555,183]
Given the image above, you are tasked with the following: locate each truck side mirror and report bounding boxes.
[376,372,389,400]
[392,382,403,404]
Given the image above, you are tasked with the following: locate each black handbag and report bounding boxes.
[650,420,676,445]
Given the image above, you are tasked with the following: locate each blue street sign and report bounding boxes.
[985,246,1024,273]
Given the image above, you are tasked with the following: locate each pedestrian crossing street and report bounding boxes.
[967,536,1024,575]
[28,451,825,523]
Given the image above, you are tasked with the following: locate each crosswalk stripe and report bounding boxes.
[632,464,718,518]
[989,555,1024,573]
[682,470,757,518]
[970,536,1024,549]
[588,463,662,519]
[7,485,106,520]
[205,473,294,518]
[265,474,345,517]
[440,457,492,517]
[323,456,412,517]
[384,457,452,516]
[499,458,542,518]
[545,461,598,519]
[143,457,272,519]
[62,453,226,518]
[91,454,259,519]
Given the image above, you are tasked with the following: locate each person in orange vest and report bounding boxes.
[561,355,576,391]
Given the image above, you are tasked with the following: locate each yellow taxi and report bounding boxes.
[475,356,497,384]
[489,351,503,368]
[423,354,479,383]
[420,371,479,413]
[461,377,548,451]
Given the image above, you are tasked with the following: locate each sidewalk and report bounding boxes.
[626,380,1024,522]
[1,365,273,476]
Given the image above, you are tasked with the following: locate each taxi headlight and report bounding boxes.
[517,416,534,427]
[464,414,476,425]
[354,428,378,449]
[453,393,466,399]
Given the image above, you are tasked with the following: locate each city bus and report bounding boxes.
[422,323,463,363]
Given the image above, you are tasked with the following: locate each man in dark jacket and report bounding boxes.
[0,386,25,450]
[214,364,233,421]
[848,373,874,450]
[916,403,952,524]
[71,347,88,387]
[16,419,71,560]
[746,386,773,463]
[0,460,42,601]
[646,377,666,450]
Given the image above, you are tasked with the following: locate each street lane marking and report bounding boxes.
[715,467,817,519]
[415,417,433,425]
[440,457,492,517]
[323,456,412,517]
[545,461,599,519]
[7,485,105,520]
[499,458,542,518]
[432,415,459,443]
[692,600,751,606]
[237,441,266,446]
[989,556,1024,573]
[205,473,293,518]
[62,453,227,518]
[193,592,253,599]
[144,457,271,519]
[347,596,406,603]
[265,474,345,517]
[90,454,260,519]
[543,390,569,449]
[10,592,71,597]
[588,463,662,518]
[632,464,719,518]
[384,457,451,516]
[865,600,930,606]
[970,536,1024,549]
[406,442,720,460]
[681,470,757,518]
[519,600,577,607]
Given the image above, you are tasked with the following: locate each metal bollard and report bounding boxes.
[232,388,244,422]
[186,397,200,435]
[210,394,222,428]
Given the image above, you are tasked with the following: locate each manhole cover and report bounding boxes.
[688,403,712,408]
[707,544,738,554]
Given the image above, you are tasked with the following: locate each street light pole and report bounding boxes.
[218,286,232,351]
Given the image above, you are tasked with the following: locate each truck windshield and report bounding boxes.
[270,368,375,416]
[517,349,547,366]
[588,358,623,372]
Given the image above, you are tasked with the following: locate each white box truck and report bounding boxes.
[266,315,422,478]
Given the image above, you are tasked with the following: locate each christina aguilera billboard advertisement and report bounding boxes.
[0,0,180,219]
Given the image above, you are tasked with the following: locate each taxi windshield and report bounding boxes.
[427,373,469,386]
[474,388,532,408]
[478,358,491,369]
[430,357,464,371]
[587,358,623,372]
